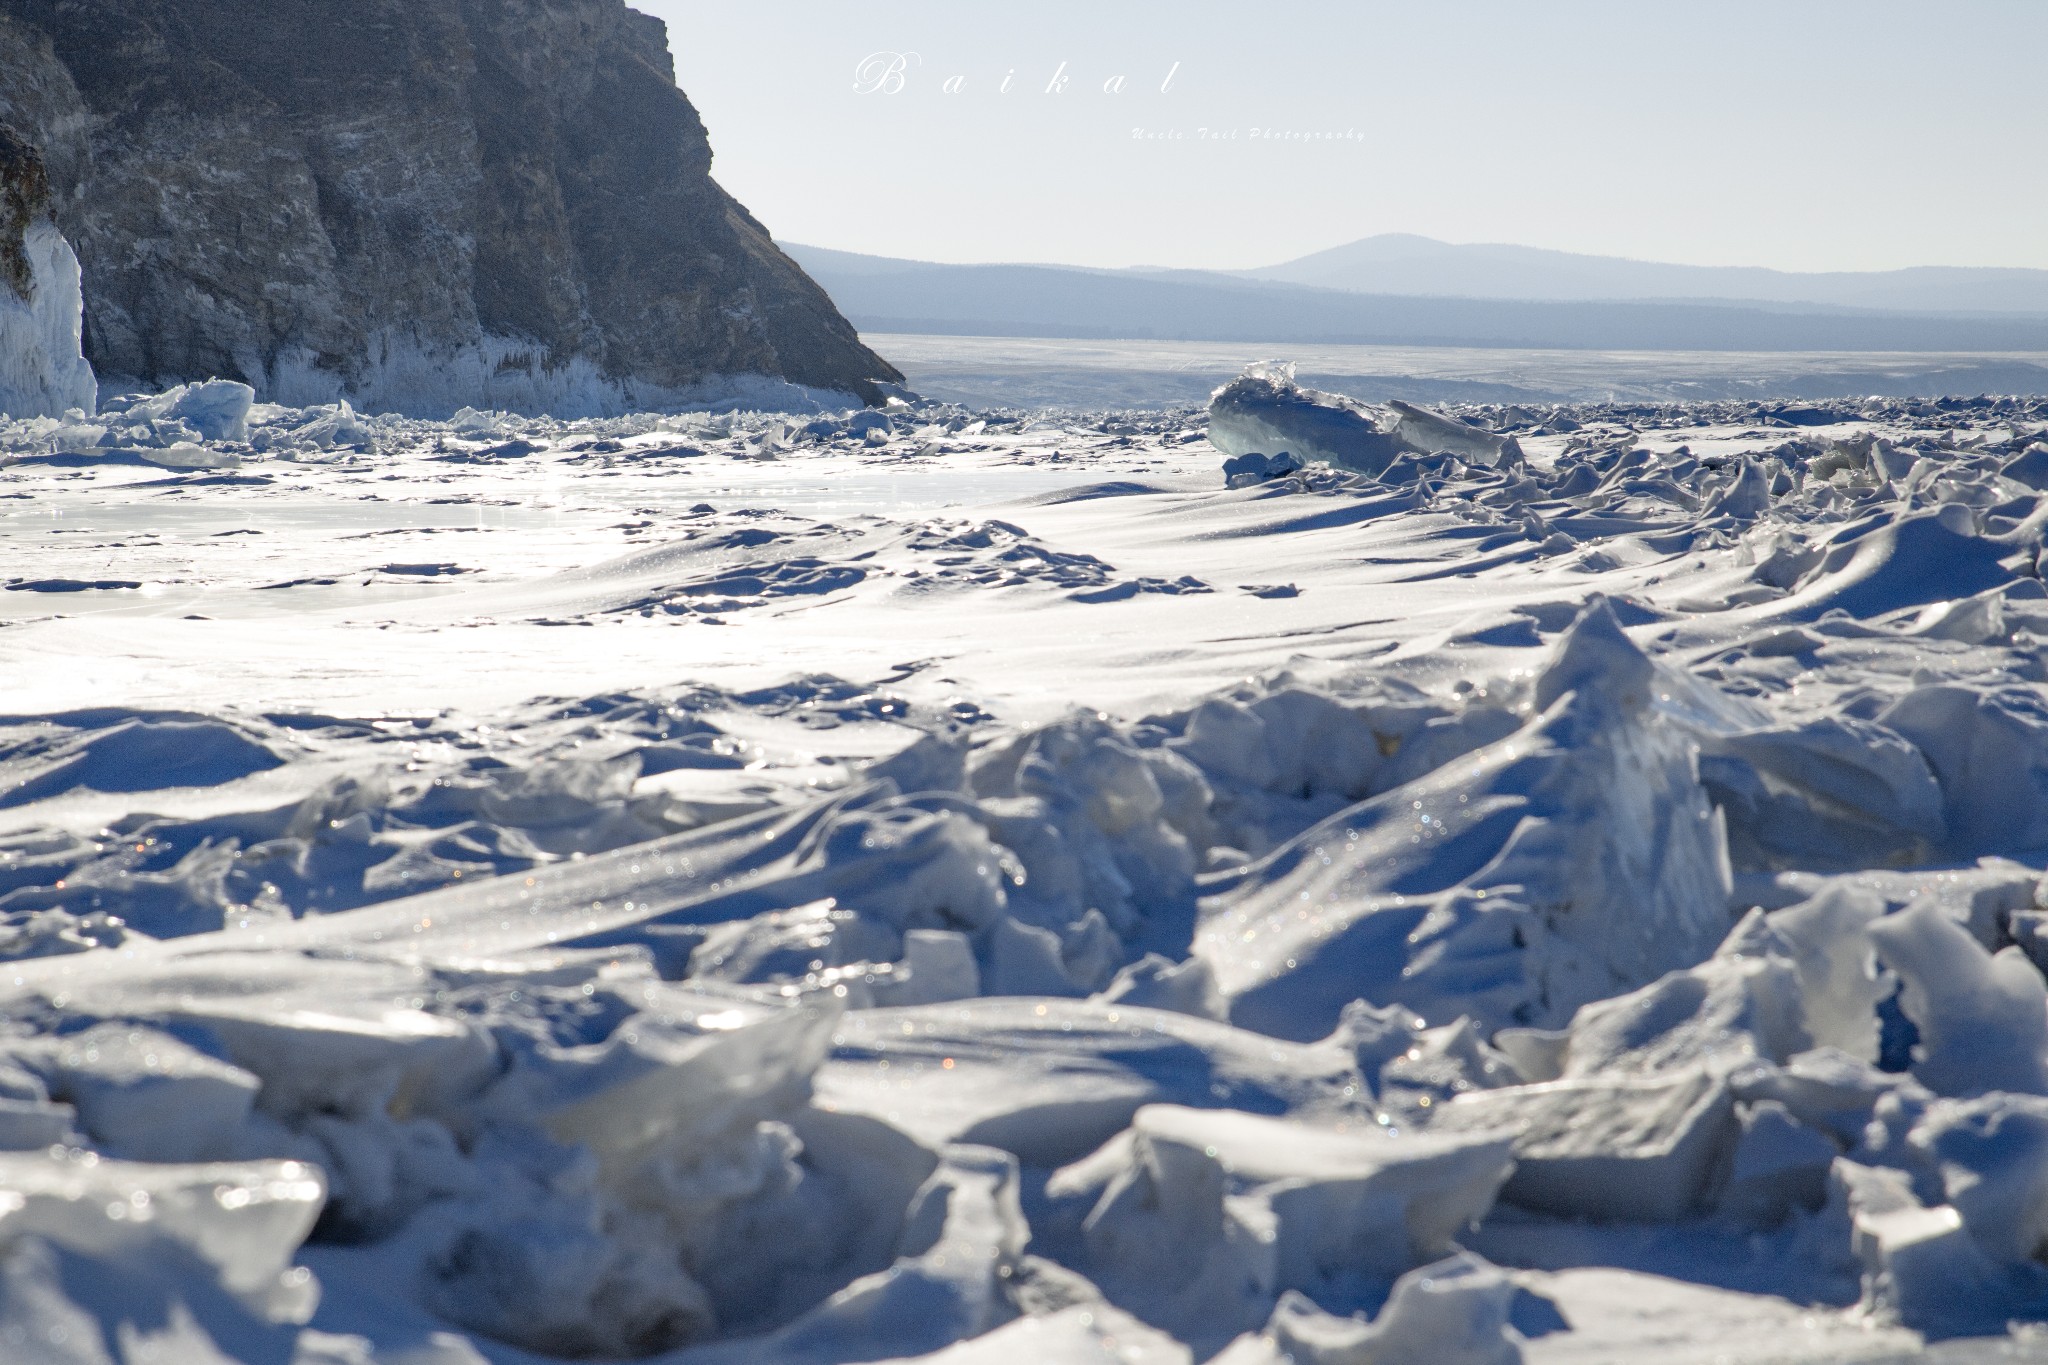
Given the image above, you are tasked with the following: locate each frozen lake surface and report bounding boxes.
[877,332,2048,410]
[7,378,2048,1362]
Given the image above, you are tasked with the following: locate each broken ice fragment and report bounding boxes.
[1207,363,1399,477]
[1198,599,1732,1037]
[478,984,837,1177]
[676,1144,1031,1364]
[1430,1066,1735,1222]
[1720,1098,1838,1228]
[1213,1253,1528,1365]
[129,379,255,443]
[1206,365,1521,479]
[1221,450,1304,488]
[1867,897,2048,1098]
[1830,1158,2048,1334]
[1046,1104,1512,1345]
[0,1148,325,1316]
[28,1021,261,1163]
[1386,400,1522,470]
[816,998,1365,1167]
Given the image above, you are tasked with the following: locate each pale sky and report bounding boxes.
[640,0,2048,274]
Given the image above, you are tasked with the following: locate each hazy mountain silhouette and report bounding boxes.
[785,243,2048,354]
[1239,234,2048,315]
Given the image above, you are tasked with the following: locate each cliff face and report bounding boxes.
[0,123,47,304]
[0,122,95,416]
[0,0,899,413]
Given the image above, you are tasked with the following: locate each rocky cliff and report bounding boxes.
[0,0,899,414]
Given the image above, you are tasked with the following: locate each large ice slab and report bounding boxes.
[1430,1067,1736,1222]
[23,1021,262,1163]
[814,998,1367,1166]
[1208,363,1400,476]
[475,976,839,1176]
[1386,399,1524,469]
[25,951,494,1124]
[1206,364,1522,481]
[0,1149,323,1307]
[1826,1157,2048,1336]
[1043,1104,1513,1345]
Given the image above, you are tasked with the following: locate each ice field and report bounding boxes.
[6,367,2048,1361]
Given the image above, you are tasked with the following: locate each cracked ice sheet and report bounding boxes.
[9,386,2048,1362]
[0,411,1715,733]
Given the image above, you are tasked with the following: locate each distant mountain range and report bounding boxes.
[1237,234,2048,315]
[785,238,2048,354]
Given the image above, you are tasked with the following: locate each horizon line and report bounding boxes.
[779,233,2048,281]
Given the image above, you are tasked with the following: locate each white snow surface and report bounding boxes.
[0,220,97,419]
[5,370,2048,1360]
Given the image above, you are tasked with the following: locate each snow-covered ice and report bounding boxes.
[5,367,2048,1360]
